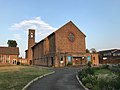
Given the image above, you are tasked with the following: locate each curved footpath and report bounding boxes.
[26,67,85,90]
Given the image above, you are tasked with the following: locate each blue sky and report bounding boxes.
[0,0,120,57]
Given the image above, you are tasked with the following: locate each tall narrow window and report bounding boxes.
[0,55,4,63]
[6,55,10,63]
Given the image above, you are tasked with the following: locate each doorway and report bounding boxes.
[51,57,54,66]
[47,57,48,66]
[73,57,82,65]
[30,60,32,65]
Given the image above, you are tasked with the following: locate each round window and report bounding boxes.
[68,33,75,41]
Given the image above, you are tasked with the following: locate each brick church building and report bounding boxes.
[25,21,99,67]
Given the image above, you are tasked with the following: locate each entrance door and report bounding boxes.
[74,57,82,65]
[30,60,32,65]
[51,57,54,66]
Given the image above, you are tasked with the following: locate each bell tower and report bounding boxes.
[27,29,35,64]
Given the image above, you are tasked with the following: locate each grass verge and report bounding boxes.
[0,65,52,90]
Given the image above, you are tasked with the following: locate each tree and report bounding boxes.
[7,40,17,47]
[90,48,97,53]
[86,49,90,53]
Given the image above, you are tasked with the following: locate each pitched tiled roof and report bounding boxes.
[0,47,19,55]
[98,49,117,53]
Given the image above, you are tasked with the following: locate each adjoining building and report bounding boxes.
[0,47,19,65]
[26,21,99,67]
[98,49,120,64]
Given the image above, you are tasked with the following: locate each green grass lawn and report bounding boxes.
[0,65,52,90]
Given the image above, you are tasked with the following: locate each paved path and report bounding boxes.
[26,67,85,90]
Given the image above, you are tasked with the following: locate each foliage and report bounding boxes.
[118,64,120,68]
[94,69,112,75]
[78,65,120,90]
[17,61,20,65]
[86,49,90,53]
[100,64,109,69]
[78,67,94,80]
[85,83,93,89]
[97,74,120,90]
[7,40,17,47]
[90,48,97,53]
[87,61,92,67]
[67,62,73,66]
[109,64,120,73]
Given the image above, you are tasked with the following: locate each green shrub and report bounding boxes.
[100,64,109,69]
[82,77,90,85]
[78,66,120,90]
[87,61,92,67]
[78,67,95,81]
[78,69,86,80]
[118,64,120,68]
[87,67,94,75]
[67,62,72,66]
[80,74,98,89]
[17,61,20,65]
[108,76,120,89]
[85,83,93,89]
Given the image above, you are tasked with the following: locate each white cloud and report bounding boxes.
[10,17,56,31]
[10,17,57,40]
[9,17,57,57]
[13,34,22,40]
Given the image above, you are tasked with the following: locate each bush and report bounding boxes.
[87,61,92,67]
[97,75,120,90]
[78,66,120,90]
[67,62,72,66]
[78,69,87,80]
[87,67,94,75]
[118,64,120,68]
[78,67,95,80]
[17,61,20,65]
[100,64,109,69]
[85,83,93,89]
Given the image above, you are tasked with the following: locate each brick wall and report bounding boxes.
[0,54,18,64]
[55,21,86,53]
[32,21,90,67]
[48,33,56,53]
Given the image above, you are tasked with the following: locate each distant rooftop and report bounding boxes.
[0,47,19,55]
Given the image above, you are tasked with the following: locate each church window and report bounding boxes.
[31,33,33,38]
[68,32,75,41]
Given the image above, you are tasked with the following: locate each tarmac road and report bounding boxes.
[26,67,85,90]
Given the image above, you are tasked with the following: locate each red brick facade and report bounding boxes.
[31,21,99,67]
[0,47,19,65]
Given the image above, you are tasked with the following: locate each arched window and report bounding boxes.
[31,33,33,38]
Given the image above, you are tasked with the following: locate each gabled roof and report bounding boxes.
[54,21,86,37]
[0,47,19,55]
[98,49,120,53]
[32,21,86,48]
